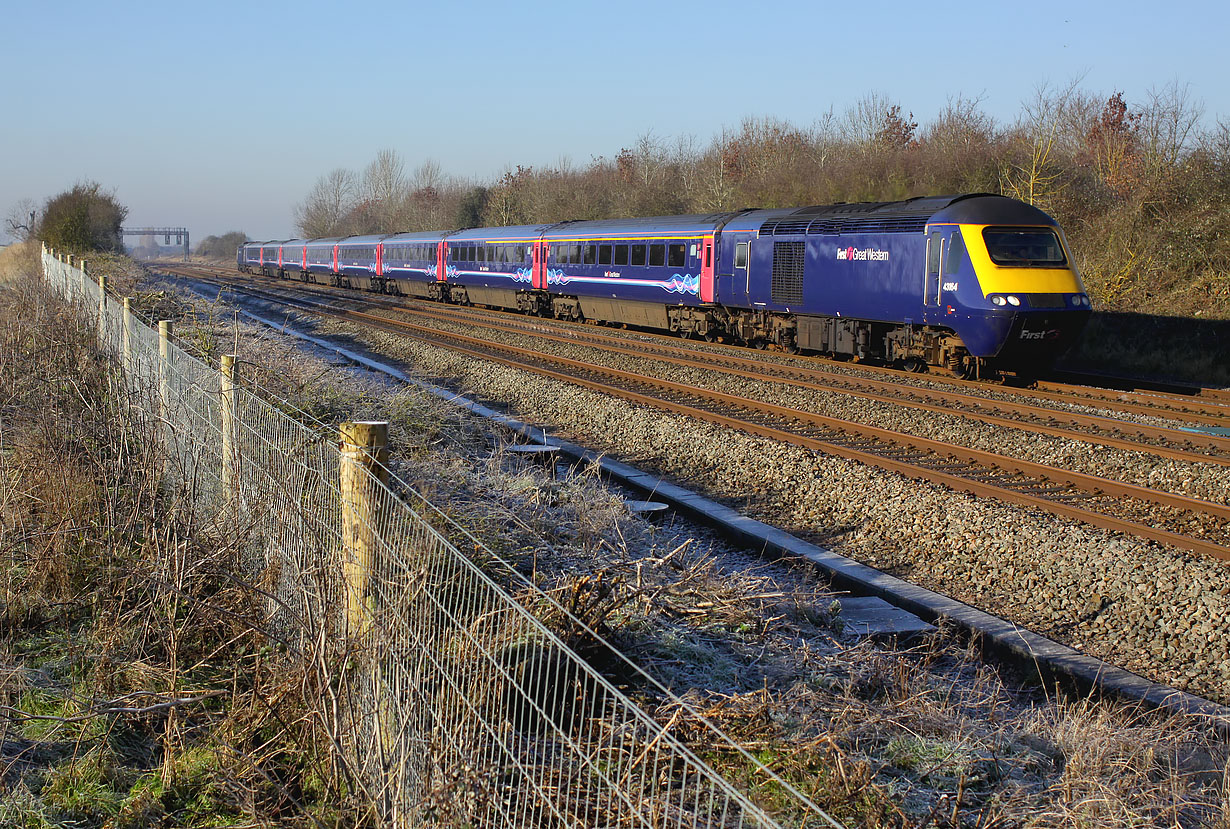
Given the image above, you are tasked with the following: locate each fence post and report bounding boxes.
[158,321,173,454]
[339,421,388,637]
[97,272,107,347]
[78,259,86,304]
[122,298,133,373]
[220,355,239,504]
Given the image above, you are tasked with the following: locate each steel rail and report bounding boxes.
[347,300,1230,463]
[196,276,1229,561]
[348,311,1230,560]
[184,266,1230,464]
[173,262,1230,424]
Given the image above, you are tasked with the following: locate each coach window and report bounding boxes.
[598,244,612,265]
[516,246,526,261]
[648,244,665,267]
[667,243,686,268]
[613,244,629,266]
[631,244,646,266]
[583,244,597,265]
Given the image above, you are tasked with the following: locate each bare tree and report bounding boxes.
[363,149,408,232]
[1000,77,1085,207]
[842,91,900,148]
[294,168,358,237]
[1139,81,1204,174]
[5,198,38,242]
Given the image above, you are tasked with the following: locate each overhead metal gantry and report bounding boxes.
[121,226,190,261]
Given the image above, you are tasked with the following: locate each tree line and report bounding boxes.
[293,82,1230,319]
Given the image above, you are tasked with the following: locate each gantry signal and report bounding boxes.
[120,227,190,261]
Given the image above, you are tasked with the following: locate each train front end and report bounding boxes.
[927,196,1091,375]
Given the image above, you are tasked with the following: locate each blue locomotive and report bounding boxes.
[239,194,1091,377]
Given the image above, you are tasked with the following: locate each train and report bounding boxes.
[238,193,1092,378]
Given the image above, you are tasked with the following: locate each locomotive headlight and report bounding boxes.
[991,295,1006,306]
[1006,295,1021,306]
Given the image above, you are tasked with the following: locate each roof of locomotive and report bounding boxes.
[928,194,1059,226]
[719,194,1058,235]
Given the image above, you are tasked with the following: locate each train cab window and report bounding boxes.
[583,244,597,265]
[946,231,966,273]
[667,243,686,268]
[613,244,629,266]
[631,244,646,265]
[598,244,612,265]
[649,244,665,267]
[982,228,1067,267]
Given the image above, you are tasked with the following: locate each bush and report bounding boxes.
[37,181,127,254]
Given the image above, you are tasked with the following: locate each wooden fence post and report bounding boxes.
[122,298,133,373]
[220,355,239,502]
[158,321,173,450]
[97,273,107,345]
[339,421,388,637]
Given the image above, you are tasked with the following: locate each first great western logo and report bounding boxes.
[836,246,890,262]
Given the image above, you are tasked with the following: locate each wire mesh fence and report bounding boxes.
[40,249,840,828]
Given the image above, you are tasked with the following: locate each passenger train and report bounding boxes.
[239,194,1091,378]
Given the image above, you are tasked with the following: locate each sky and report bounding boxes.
[2,0,1227,244]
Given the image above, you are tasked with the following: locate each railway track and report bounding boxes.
[164,264,1230,465]
[156,263,1230,561]
[171,262,1230,428]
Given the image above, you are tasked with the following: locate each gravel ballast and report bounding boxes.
[319,314,1230,704]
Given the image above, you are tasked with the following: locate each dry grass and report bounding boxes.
[0,259,349,826]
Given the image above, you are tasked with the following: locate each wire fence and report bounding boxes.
[41,249,840,828]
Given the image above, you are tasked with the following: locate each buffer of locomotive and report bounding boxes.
[239,194,1092,378]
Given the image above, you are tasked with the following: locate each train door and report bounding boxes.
[699,236,715,302]
[925,230,944,307]
[532,240,547,290]
[436,240,447,281]
[734,239,751,304]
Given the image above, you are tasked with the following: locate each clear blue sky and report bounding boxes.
[2,0,1226,243]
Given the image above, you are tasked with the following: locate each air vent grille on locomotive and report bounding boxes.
[771,241,805,305]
